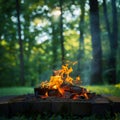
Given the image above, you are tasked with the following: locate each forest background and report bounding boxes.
[0,0,120,87]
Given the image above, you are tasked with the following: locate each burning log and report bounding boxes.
[34,83,89,100]
[34,88,49,96]
[34,64,90,100]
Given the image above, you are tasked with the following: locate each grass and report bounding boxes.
[0,84,120,97]
[0,87,34,96]
[85,84,120,97]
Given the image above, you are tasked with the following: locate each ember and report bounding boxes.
[34,64,93,100]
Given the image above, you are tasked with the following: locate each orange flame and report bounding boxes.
[58,87,65,95]
[40,64,75,89]
[39,64,89,99]
[41,92,48,99]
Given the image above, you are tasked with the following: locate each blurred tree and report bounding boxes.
[0,0,119,87]
[59,0,65,64]
[51,20,60,69]
[77,0,86,76]
[16,0,25,85]
[89,0,103,84]
[103,0,118,84]
[22,0,45,86]
[0,0,20,86]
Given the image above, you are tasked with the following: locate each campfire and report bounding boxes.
[34,64,95,100]
[1,64,120,117]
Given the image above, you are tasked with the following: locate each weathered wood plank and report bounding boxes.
[104,96,120,113]
[51,101,71,114]
[9,101,29,116]
[0,95,120,117]
[0,103,9,117]
[29,101,51,114]
[71,101,91,115]
[91,97,111,115]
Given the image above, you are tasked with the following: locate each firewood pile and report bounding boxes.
[34,64,96,100]
[34,83,96,100]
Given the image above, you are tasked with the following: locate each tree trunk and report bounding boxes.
[103,0,118,84]
[89,0,103,84]
[16,0,25,86]
[108,0,118,84]
[51,23,58,69]
[59,0,65,65]
[77,1,85,75]
[103,0,111,39]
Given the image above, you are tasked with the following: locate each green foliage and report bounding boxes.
[0,0,120,86]
[0,113,120,120]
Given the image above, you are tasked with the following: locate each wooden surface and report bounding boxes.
[0,94,120,117]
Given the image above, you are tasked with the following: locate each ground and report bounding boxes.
[0,84,120,120]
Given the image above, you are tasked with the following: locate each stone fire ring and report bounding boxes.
[0,94,120,117]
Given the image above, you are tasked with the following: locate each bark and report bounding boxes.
[51,24,58,69]
[89,0,103,84]
[109,0,118,84]
[77,1,85,75]
[59,0,65,65]
[16,0,25,85]
[103,0,118,84]
[103,0,111,39]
